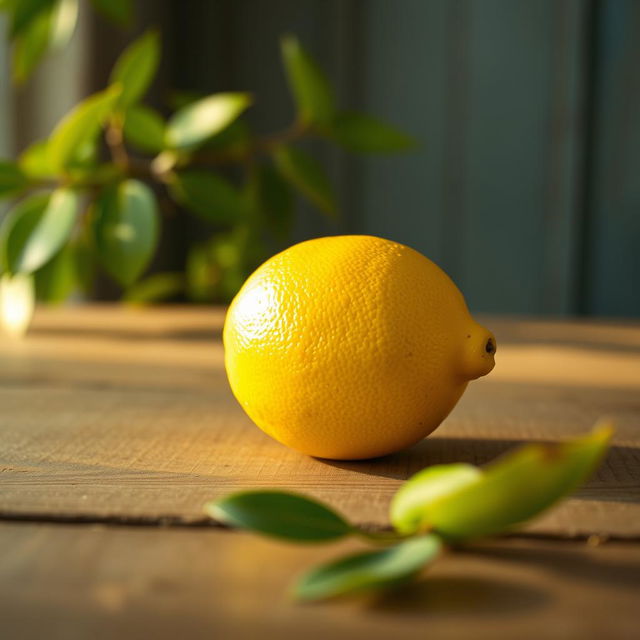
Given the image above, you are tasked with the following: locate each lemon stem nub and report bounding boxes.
[485,338,495,354]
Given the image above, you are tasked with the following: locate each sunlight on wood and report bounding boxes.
[492,345,640,390]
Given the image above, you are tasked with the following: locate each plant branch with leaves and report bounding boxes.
[0,3,415,331]
[206,424,612,601]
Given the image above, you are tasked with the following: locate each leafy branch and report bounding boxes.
[0,5,416,333]
[204,424,612,601]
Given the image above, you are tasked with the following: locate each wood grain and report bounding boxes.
[1,522,638,640]
[1,307,639,537]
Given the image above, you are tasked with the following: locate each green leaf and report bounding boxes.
[394,425,613,541]
[34,242,77,303]
[0,194,49,271]
[48,84,122,172]
[9,0,55,38]
[68,137,98,169]
[205,490,352,543]
[330,112,417,153]
[49,0,78,50]
[273,145,336,217]
[0,273,35,337]
[165,93,252,149]
[94,179,159,286]
[390,464,483,535]
[19,140,55,179]
[88,0,133,27]
[1,189,78,274]
[280,35,335,126]
[12,7,51,84]
[169,170,247,223]
[124,272,184,304]
[0,161,28,198]
[202,119,251,157]
[110,30,160,108]
[294,535,442,601]
[123,105,166,153]
[254,164,293,241]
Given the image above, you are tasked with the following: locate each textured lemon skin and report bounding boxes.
[224,235,495,460]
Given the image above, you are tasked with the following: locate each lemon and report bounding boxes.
[224,235,496,460]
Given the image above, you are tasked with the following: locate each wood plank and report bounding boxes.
[1,307,639,536]
[1,522,638,640]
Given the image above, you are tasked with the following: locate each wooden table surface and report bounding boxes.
[1,306,639,639]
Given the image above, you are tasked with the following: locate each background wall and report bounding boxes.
[3,0,640,317]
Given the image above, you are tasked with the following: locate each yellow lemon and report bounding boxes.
[224,235,495,460]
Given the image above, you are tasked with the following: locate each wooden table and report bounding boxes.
[1,307,639,639]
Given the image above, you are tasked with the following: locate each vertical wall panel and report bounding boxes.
[541,0,587,315]
[359,0,587,315]
[359,0,448,264]
[585,0,640,316]
[462,0,586,314]
[461,0,551,313]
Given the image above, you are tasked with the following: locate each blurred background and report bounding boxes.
[1,0,639,317]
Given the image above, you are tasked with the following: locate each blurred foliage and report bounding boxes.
[0,0,415,309]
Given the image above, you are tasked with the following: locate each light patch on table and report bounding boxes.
[492,345,640,389]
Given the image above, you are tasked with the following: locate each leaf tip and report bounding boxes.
[202,499,225,521]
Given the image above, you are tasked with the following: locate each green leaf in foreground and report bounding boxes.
[123,105,166,153]
[94,179,159,286]
[391,424,613,540]
[273,145,336,217]
[330,112,417,153]
[390,464,483,535]
[1,189,78,274]
[110,30,160,108]
[294,534,441,602]
[280,35,335,126]
[169,170,247,223]
[165,93,252,149]
[48,85,121,172]
[205,490,352,542]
